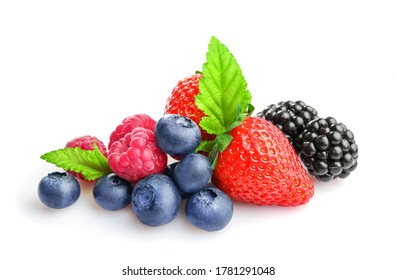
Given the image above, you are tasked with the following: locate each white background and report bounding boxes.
[1,1,395,279]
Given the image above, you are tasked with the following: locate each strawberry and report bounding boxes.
[164,74,215,141]
[212,116,314,206]
[194,37,314,207]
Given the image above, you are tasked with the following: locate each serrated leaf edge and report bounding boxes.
[40,143,112,181]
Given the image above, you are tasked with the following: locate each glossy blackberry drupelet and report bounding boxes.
[298,117,358,182]
[257,101,318,152]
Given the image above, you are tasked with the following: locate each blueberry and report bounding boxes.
[38,172,80,209]
[93,173,132,211]
[131,174,181,226]
[185,185,233,231]
[173,153,212,196]
[154,114,201,157]
[163,162,190,199]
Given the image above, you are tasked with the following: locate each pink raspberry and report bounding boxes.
[107,127,167,183]
[65,135,108,181]
[109,114,156,149]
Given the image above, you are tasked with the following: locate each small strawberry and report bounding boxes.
[195,37,314,206]
[212,117,314,206]
[164,74,215,141]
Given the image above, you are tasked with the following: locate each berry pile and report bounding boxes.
[39,113,233,231]
[38,36,359,232]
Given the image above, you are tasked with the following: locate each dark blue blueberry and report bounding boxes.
[163,162,188,199]
[173,153,212,196]
[154,114,201,157]
[131,174,181,226]
[93,173,132,211]
[185,185,233,231]
[38,172,80,209]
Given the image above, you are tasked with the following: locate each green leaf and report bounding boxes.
[210,152,219,170]
[215,134,233,152]
[247,103,255,115]
[195,140,216,154]
[40,143,112,181]
[196,36,252,136]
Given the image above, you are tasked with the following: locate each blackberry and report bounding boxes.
[299,117,358,182]
[257,101,318,152]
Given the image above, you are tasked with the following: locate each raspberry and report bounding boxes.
[65,135,107,180]
[257,101,318,152]
[109,114,156,149]
[107,127,167,183]
[299,117,358,181]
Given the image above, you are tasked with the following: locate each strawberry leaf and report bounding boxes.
[195,140,216,153]
[215,134,233,152]
[40,143,112,181]
[196,36,252,136]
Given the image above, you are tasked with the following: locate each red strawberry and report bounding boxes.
[212,117,314,206]
[164,74,215,141]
